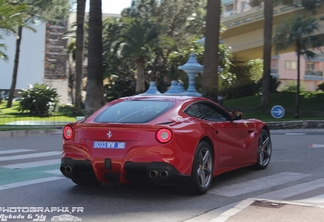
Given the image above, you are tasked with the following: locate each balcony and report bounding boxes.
[221,3,303,29]
[304,70,323,81]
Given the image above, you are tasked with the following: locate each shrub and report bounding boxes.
[19,83,59,115]
[317,82,324,92]
[221,76,280,100]
[281,80,306,92]
[58,104,79,116]
[221,81,259,99]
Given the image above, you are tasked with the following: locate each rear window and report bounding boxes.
[94,100,174,123]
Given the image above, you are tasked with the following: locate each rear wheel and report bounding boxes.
[254,129,272,170]
[187,141,213,195]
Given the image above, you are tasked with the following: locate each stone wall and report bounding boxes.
[266,120,324,130]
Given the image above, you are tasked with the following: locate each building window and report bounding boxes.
[224,2,234,14]
[241,1,249,9]
[306,62,315,71]
[285,61,297,70]
[49,64,55,70]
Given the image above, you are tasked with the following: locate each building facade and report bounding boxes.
[0,12,121,104]
[0,20,69,103]
[222,0,324,92]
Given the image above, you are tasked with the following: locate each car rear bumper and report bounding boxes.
[123,162,191,185]
[60,158,191,185]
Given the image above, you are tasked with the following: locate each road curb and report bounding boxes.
[211,198,324,222]
[0,129,62,138]
[210,198,255,222]
[266,120,324,130]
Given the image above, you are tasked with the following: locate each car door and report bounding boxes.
[198,102,255,168]
[213,120,255,168]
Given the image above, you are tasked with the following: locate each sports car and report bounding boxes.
[60,95,272,195]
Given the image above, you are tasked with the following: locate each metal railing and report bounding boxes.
[0,113,77,126]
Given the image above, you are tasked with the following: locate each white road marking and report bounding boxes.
[309,144,324,149]
[0,149,33,155]
[0,151,61,162]
[1,159,60,169]
[299,194,324,203]
[44,169,62,175]
[285,133,306,136]
[206,179,324,222]
[257,178,324,199]
[0,149,64,191]
[0,177,64,191]
[210,172,310,197]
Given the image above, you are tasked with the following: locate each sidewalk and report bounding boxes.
[212,198,324,222]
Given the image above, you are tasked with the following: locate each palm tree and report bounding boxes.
[273,15,322,119]
[65,40,76,105]
[0,1,28,62]
[85,0,104,117]
[0,36,8,60]
[201,0,221,102]
[260,0,273,111]
[114,19,158,94]
[6,0,70,108]
[74,0,86,114]
[250,0,323,110]
[250,0,294,110]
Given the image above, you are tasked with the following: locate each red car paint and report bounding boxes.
[60,95,271,194]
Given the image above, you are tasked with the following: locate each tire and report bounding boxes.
[254,129,272,170]
[186,141,213,195]
[71,178,101,186]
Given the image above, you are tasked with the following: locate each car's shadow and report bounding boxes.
[63,166,259,199]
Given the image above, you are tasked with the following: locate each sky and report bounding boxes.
[86,0,133,14]
[102,0,133,13]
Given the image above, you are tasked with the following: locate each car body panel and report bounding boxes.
[61,95,270,188]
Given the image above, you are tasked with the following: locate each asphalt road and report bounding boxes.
[0,129,324,222]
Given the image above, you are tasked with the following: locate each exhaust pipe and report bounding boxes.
[60,165,73,175]
[160,170,169,178]
[149,170,158,178]
[60,165,65,173]
[65,166,73,174]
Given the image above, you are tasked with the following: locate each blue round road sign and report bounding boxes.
[271,105,285,119]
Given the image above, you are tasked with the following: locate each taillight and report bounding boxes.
[156,129,172,143]
[63,126,73,140]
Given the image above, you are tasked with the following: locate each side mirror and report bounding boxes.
[231,111,243,120]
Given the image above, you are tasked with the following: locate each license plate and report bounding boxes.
[93,141,126,149]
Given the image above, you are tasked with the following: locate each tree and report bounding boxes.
[0,0,29,60]
[74,0,86,114]
[64,40,76,105]
[114,19,159,94]
[260,0,273,110]
[0,41,7,60]
[84,0,104,117]
[250,0,281,110]
[120,0,207,91]
[273,15,322,118]
[6,0,70,108]
[153,0,206,48]
[201,0,221,102]
[301,0,324,11]
[102,17,137,98]
[250,0,324,110]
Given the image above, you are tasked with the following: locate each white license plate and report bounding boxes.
[93,141,126,149]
